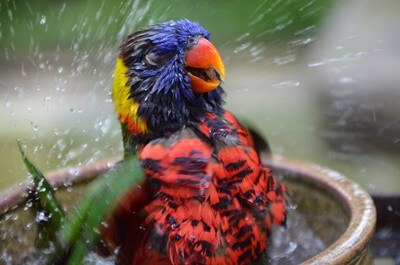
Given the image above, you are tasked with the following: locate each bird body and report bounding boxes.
[101,19,287,265]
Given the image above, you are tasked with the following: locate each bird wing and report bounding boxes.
[101,111,286,265]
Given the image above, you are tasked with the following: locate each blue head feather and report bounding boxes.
[120,19,224,135]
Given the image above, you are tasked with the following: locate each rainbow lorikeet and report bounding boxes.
[101,19,287,265]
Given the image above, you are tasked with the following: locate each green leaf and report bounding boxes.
[18,141,65,250]
[58,155,145,264]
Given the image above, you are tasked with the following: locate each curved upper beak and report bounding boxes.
[185,38,225,93]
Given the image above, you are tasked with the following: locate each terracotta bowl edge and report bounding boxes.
[0,155,376,265]
[264,155,376,265]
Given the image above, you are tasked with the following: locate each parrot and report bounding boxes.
[101,19,287,265]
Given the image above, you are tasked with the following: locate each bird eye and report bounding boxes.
[145,53,159,66]
[186,36,199,50]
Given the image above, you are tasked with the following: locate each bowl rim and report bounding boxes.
[265,155,376,265]
[0,155,376,264]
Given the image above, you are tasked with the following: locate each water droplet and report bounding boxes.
[101,221,109,228]
[7,9,14,21]
[339,77,354,84]
[272,81,301,89]
[234,42,252,53]
[57,66,63,73]
[93,228,101,235]
[24,201,33,211]
[236,32,250,42]
[35,211,49,223]
[21,62,27,76]
[25,223,32,230]
[39,15,46,25]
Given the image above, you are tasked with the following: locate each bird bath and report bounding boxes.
[0,155,376,264]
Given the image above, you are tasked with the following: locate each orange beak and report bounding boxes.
[185,38,225,93]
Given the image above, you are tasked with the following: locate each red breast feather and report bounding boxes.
[102,110,287,265]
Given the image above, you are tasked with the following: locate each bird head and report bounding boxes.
[112,19,225,137]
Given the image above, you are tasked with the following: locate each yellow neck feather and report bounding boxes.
[112,57,148,135]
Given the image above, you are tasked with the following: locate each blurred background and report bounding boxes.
[0,0,399,261]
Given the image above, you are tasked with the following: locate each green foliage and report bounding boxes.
[18,141,145,264]
[59,156,144,264]
[1,0,334,52]
[18,141,65,250]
